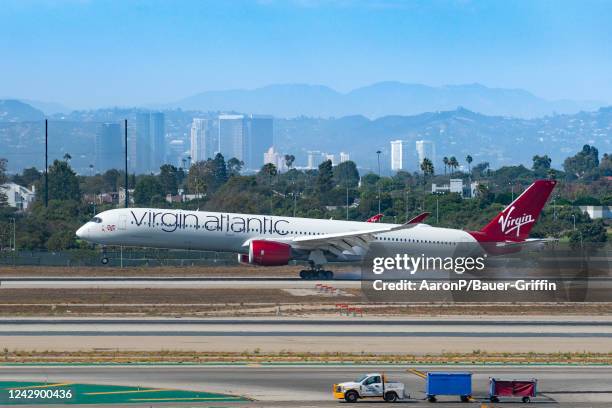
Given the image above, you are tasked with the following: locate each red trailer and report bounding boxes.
[489,378,537,403]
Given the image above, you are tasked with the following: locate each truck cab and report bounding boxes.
[333,373,406,403]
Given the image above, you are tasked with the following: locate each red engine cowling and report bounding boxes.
[237,253,250,265]
[248,240,292,266]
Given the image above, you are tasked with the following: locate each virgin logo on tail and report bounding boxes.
[498,206,535,238]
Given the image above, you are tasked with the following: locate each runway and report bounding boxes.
[1,317,612,354]
[1,364,612,406]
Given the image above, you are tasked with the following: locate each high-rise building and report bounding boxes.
[325,153,336,166]
[135,113,150,173]
[416,140,436,171]
[190,118,216,162]
[217,114,274,170]
[244,115,273,170]
[150,112,166,171]
[168,139,186,168]
[218,114,245,163]
[390,140,409,171]
[307,151,325,169]
[95,123,122,171]
[263,146,287,172]
[136,112,166,174]
[339,152,350,163]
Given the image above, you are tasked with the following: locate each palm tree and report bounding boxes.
[449,156,458,175]
[443,156,449,176]
[465,155,473,175]
[284,154,295,170]
[465,154,473,197]
[420,158,434,178]
[63,153,72,162]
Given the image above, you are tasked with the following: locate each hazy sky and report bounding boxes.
[1,0,611,108]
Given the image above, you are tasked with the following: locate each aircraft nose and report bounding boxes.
[76,224,89,239]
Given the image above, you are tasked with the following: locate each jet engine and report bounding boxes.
[242,240,292,266]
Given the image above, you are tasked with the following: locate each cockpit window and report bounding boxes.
[90,217,103,223]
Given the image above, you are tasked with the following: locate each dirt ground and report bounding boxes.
[0,265,303,277]
[0,286,611,316]
[3,350,612,364]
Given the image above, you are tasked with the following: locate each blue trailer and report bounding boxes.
[426,372,472,403]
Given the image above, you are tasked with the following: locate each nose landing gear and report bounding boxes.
[100,246,109,265]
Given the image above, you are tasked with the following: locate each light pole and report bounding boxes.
[509,182,514,202]
[405,189,409,222]
[89,164,96,216]
[376,150,381,215]
[572,214,576,230]
[345,184,349,221]
[10,217,16,252]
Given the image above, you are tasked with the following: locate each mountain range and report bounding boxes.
[169,82,604,119]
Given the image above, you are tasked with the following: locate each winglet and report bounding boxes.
[407,212,430,224]
[366,213,384,223]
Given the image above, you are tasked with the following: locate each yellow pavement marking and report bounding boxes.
[407,368,427,379]
[84,388,168,396]
[5,383,72,390]
[130,397,244,401]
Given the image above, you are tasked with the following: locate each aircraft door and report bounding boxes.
[118,214,127,230]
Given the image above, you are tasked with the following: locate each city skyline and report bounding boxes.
[2,0,612,108]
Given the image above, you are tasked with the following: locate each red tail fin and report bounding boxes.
[471,179,556,242]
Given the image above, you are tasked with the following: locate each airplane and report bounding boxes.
[76,179,556,279]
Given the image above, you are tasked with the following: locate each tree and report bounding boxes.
[420,158,434,178]
[259,163,277,180]
[600,153,612,177]
[159,164,179,195]
[227,157,244,177]
[473,162,490,178]
[316,160,334,193]
[443,156,449,176]
[449,156,459,174]
[465,155,473,174]
[333,160,359,188]
[63,153,72,162]
[102,169,120,192]
[12,167,41,187]
[48,159,80,202]
[187,161,211,197]
[284,154,295,170]
[563,145,599,179]
[569,219,607,248]
[212,153,228,187]
[475,182,493,207]
[133,175,164,205]
[532,154,552,173]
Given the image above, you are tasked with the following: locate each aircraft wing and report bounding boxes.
[287,221,418,255]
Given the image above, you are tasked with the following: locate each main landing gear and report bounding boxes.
[299,262,334,280]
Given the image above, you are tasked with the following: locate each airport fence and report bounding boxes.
[0,248,237,267]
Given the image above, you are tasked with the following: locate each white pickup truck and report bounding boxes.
[333,373,408,403]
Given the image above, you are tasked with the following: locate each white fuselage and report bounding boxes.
[76,208,479,262]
